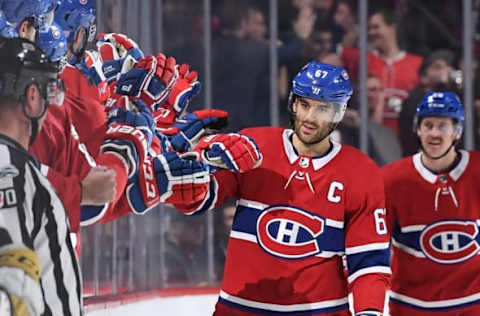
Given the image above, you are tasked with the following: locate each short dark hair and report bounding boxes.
[418,49,455,76]
[218,0,261,31]
[370,9,399,26]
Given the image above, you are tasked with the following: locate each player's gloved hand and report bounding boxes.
[193,133,262,173]
[356,311,382,316]
[126,151,211,214]
[152,64,201,129]
[161,63,201,115]
[161,109,229,152]
[101,99,155,179]
[115,54,176,112]
[77,49,106,86]
[96,32,144,84]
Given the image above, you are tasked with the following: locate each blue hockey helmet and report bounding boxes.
[37,22,67,62]
[288,61,353,123]
[414,91,464,132]
[54,0,96,44]
[1,0,56,25]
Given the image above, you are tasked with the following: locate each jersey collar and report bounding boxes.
[282,129,342,171]
[412,150,469,184]
[0,134,40,168]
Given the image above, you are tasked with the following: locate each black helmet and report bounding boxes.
[0,36,62,105]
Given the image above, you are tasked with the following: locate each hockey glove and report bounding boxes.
[126,151,211,214]
[193,133,262,173]
[101,99,155,180]
[116,54,176,112]
[78,49,107,86]
[161,63,201,115]
[162,109,229,152]
[97,32,144,84]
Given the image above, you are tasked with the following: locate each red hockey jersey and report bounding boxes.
[382,151,480,312]
[30,65,130,231]
[60,64,107,146]
[341,48,423,134]
[176,127,391,315]
[30,104,95,232]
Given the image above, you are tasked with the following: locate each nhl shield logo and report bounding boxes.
[299,157,309,168]
[420,220,480,264]
[257,206,324,259]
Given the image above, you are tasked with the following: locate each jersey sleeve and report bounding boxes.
[42,165,82,233]
[30,108,95,233]
[82,152,130,224]
[381,165,399,235]
[344,159,391,313]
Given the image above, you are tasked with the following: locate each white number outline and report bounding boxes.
[373,208,387,235]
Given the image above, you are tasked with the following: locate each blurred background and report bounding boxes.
[82,0,480,305]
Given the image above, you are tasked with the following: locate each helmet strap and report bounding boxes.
[29,117,39,146]
[418,137,458,160]
[20,88,48,146]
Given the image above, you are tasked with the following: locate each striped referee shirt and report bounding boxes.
[0,135,83,316]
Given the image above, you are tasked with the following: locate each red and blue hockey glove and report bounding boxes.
[161,63,201,115]
[115,54,176,112]
[96,32,144,84]
[126,151,211,214]
[161,109,229,152]
[101,99,155,180]
[193,133,262,173]
[77,49,106,86]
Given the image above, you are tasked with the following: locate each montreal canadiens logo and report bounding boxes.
[257,206,324,259]
[420,220,480,264]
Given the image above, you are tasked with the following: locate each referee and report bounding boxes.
[0,37,82,316]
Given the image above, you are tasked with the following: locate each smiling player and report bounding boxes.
[173,61,391,316]
[383,91,480,315]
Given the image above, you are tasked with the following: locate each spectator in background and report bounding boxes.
[335,75,402,166]
[211,0,303,132]
[164,213,207,286]
[214,202,236,281]
[284,20,336,87]
[475,67,480,150]
[333,0,357,49]
[341,9,423,135]
[398,49,458,156]
[242,5,268,42]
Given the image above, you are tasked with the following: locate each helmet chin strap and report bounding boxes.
[418,138,458,160]
[29,118,39,146]
[21,98,47,146]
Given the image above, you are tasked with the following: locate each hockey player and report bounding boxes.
[383,91,480,315]
[173,61,391,316]
[0,37,82,316]
[0,0,56,41]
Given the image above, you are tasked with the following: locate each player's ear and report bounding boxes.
[416,126,422,138]
[24,83,43,118]
[292,98,298,112]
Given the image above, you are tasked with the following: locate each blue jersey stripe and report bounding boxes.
[347,249,390,275]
